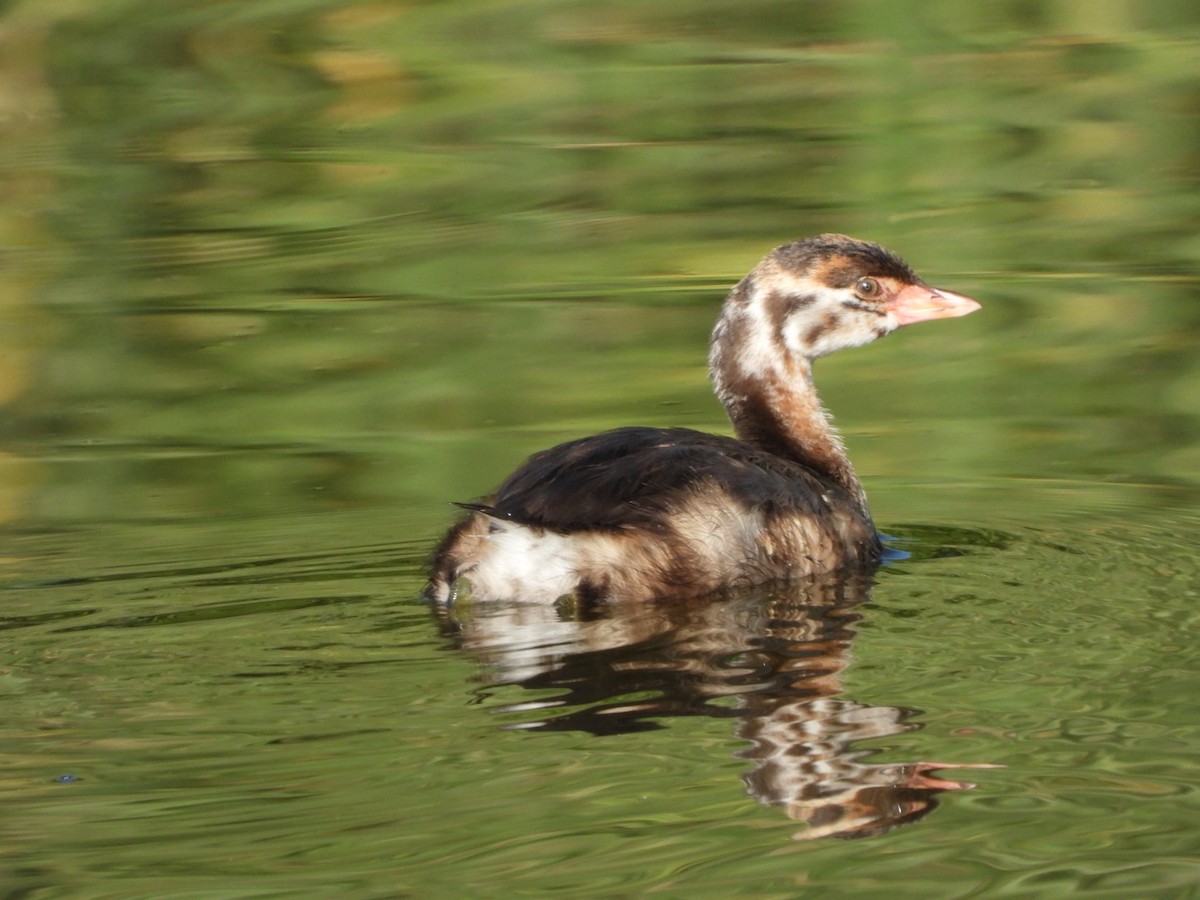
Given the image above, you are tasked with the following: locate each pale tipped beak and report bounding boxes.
[887,284,982,327]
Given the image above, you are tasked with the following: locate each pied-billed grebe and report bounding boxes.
[426,234,980,604]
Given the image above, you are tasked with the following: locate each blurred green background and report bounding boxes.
[1,1,1199,896]
[1,0,1197,541]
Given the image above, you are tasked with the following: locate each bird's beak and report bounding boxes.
[888,284,981,327]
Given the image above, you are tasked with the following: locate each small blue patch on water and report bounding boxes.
[879,534,912,563]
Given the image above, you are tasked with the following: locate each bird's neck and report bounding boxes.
[712,350,869,514]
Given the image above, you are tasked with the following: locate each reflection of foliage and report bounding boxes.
[37,0,1200,297]
[0,1,1197,527]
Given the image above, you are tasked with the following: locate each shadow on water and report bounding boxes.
[432,565,999,842]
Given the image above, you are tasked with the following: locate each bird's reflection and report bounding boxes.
[433,570,994,841]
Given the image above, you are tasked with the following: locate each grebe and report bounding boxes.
[427,234,980,604]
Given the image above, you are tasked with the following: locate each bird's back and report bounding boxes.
[426,426,882,603]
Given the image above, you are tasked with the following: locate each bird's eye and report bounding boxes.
[854,277,881,300]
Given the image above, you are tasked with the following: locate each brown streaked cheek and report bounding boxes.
[803,312,841,348]
[768,292,817,348]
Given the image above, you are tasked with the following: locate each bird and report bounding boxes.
[425,234,980,604]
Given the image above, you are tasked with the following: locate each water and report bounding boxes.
[2,1,1199,896]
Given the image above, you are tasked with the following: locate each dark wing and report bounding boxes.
[467,426,845,533]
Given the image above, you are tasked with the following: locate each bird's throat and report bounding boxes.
[721,362,869,514]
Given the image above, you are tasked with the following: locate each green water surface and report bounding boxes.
[0,1,1198,897]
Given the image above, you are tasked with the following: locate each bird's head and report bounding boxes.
[713,234,981,378]
[759,233,980,360]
